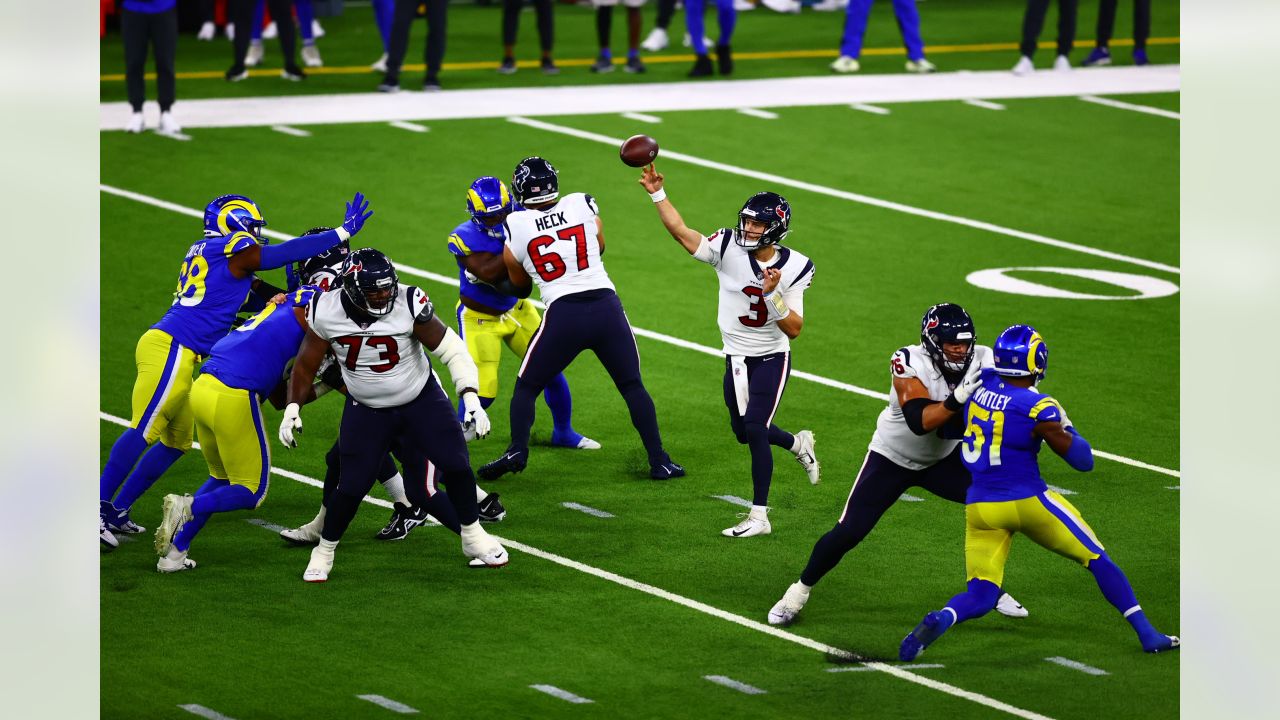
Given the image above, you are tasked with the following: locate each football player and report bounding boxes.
[448,175,599,451]
[99,192,372,550]
[768,304,1028,625]
[899,325,1179,659]
[639,165,818,538]
[281,248,508,581]
[479,157,684,481]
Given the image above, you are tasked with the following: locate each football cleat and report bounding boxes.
[377,74,401,93]
[688,54,714,77]
[461,523,509,568]
[810,0,846,10]
[100,516,119,551]
[1082,46,1112,66]
[551,429,601,450]
[375,502,429,541]
[723,508,770,538]
[102,500,146,534]
[1143,634,1180,653]
[624,56,646,74]
[831,55,860,73]
[906,58,936,73]
[793,430,820,484]
[158,111,182,136]
[682,33,713,49]
[899,611,950,661]
[1012,55,1034,75]
[245,41,264,68]
[301,44,323,68]
[768,581,811,626]
[282,65,306,82]
[311,19,326,38]
[279,523,321,545]
[761,0,802,12]
[371,53,389,73]
[996,592,1029,618]
[423,76,442,92]
[154,494,193,555]
[640,27,668,52]
[304,544,335,582]
[125,112,145,133]
[262,21,278,39]
[478,447,528,480]
[197,21,216,41]
[157,551,196,573]
[225,66,249,82]
[590,55,615,74]
[497,57,517,75]
[716,44,733,75]
[541,57,560,75]
[650,460,685,480]
[1132,49,1149,66]
[478,493,507,523]
[1053,54,1072,72]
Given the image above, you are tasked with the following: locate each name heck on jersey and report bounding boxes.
[506,192,615,306]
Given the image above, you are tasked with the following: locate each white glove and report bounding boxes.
[1057,403,1074,430]
[951,365,984,406]
[461,392,491,439]
[279,402,303,448]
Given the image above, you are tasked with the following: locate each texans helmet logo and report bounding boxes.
[775,205,788,223]
[926,316,940,330]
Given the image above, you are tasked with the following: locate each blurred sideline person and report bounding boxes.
[1013,0,1078,74]
[379,0,449,92]
[1082,0,1151,66]
[685,0,735,77]
[831,0,936,74]
[121,0,180,135]
[500,0,558,75]
[227,0,304,81]
[592,0,647,74]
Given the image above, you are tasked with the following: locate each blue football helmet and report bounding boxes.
[466,176,513,239]
[736,192,791,250]
[992,324,1049,383]
[921,303,976,374]
[341,248,399,317]
[203,194,267,239]
[511,157,559,205]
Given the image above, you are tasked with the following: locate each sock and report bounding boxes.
[939,578,1002,628]
[751,504,769,516]
[1088,554,1160,641]
[442,468,480,526]
[600,47,613,61]
[770,425,797,453]
[172,477,227,552]
[685,0,707,55]
[321,491,364,542]
[744,422,773,506]
[191,483,257,514]
[423,488,461,534]
[101,428,149,502]
[372,0,393,49]
[113,443,185,510]
[251,0,265,41]
[318,538,337,554]
[380,472,409,506]
[295,0,314,41]
[475,485,488,503]
[509,378,539,452]
[543,374,574,433]
[628,48,639,61]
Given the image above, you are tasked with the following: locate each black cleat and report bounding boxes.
[541,57,559,75]
[282,65,307,81]
[377,73,400,93]
[688,54,714,77]
[716,44,734,75]
[423,75,442,92]
[375,502,429,541]
[478,492,507,523]
[624,56,647,74]
[225,65,248,82]
[478,448,528,480]
[650,461,686,480]
[497,57,517,75]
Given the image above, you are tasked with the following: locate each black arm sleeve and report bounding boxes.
[901,398,937,436]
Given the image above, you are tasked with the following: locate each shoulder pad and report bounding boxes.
[222,231,258,258]
[789,258,815,290]
[447,232,472,257]
[584,194,599,215]
[891,347,919,379]
[713,228,735,256]
[1029,395,1063,423]
[406,285,435,324]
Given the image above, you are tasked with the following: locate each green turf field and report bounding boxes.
[100,19,1180,718]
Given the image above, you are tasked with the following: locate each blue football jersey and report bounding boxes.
[961,369,1065,503]
[200,286,320,397]
[447,219,518,313]
[151,232,259,355]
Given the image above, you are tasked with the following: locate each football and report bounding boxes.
[620,134,660,167]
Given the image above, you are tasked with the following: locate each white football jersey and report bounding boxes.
[868,344,994,470]
[307,285,436,408]
[506,192,615,306]
[696,228,814,357]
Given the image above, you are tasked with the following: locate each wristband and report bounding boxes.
[764,291,790,322]
[943,393,963,413]
[335,226,351,242]
[649,188,667,203]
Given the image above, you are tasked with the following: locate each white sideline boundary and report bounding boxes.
[179,705,237,720]
[530,685,594,704]
[97,184,1180,479]
[356,694,420,714]
[704,675,768,694]
[1079,94,1181,120]
[100,412,1050,719]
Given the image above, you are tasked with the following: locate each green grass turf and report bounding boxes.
[100,93,1178,718]
[98,1,1181,102]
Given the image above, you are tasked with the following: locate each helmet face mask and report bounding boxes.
[993,324,1049,383]
[296,227,348,291]
[511,157,560,206]
[341,248,399,318]
[466,176,513,239]
[736,192,791,250]
[204,194,267,239]
[920,303,977,375]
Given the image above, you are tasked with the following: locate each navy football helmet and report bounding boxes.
[341,248,399,317]
[993,324,1049,383]
[920,303,976,374]
[295,227,349,291]
[736,192,791,250]
[203,194,267,239]
[466,176,513,239]
[511,157,559,205]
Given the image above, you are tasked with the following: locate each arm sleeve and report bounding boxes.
[1029,396,1064,424]
[1061,427,1094,471]
[428,326,480,396]
[901,397,935,436]
[406,286,435,324]
[258,227,351,270]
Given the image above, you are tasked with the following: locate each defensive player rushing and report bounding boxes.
[640,164,819,537]
[448,175,599,450]
[769,304,1028,624]
[900,325,1179,660]
[100,192,372,550]
[479,157,684,481]
[281,248,508,581]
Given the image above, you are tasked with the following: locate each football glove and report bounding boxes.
[1057,403,1074,430]
[944,364,984,412]
[341,192,373,236]
[279,402,303,448]
[461,392,491,439]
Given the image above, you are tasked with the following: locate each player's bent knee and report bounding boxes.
[967,578,1003,609]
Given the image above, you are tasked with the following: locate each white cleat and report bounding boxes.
[158,111,181,136]
[197,22,216,41]
[793,430,820,484]
[761,0,801,12]
[280,523,322,545]
[245,41,264,68]
[154,494,193,555]
[100,516,119,551]
[906,58,937,73]
[1012,55,1034,75]
[157,550,197,573]
[371,53,389,73]
[996,593,1029,618]
[640,27,668,52]
[301,44,323,67]
[304,543,335,582]
[575,436,602,450]
[768,581,811,626]
[723,508,771,538]
[125,112,145,133]
[682,33,713,49]
[1053,54,1072,72]
[311,19,326,39]
[461,522,509,568]
[830,55,860,74]
[733,0,756,10]
[225,23,235,41]
[810,0,847,10]
[262,21,278,40]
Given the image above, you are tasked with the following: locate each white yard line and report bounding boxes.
[621,112,663,124]
[704,675,768,694]
[96,184,1182,479]
[850,103,891,115]
[271,125,312,137]
[530,685,594,704]
[1166,485,1180,491]
[963,99,1006,111]
[388,121,429,133]
[1044,656,1110,676]
[562,502,615,518]
[711,494,754,509]
[737,108,779,119]
[828,663,945,672]
[899,493,926,502]
[179,705,237,720]
[505,116,1179,276]
[245,518,288,533]
[356,694,420,714]
[1079,94,1180,120]
[100,413,1052,720]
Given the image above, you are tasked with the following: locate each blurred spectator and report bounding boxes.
[1013,0,1078,74]
[500,0,557,75]
[226,0,304,81]
[831,0,935,74]
[371,0,395,71]
[640,0,675,51]
[295,0,325,67]
[592,0,646,74]
[121,0,180,135]
[379,0,449,92]
[196,0,220,40]
[685,0,735,77]
[1082,0,1150,66]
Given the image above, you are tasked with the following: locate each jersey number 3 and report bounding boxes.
[335,336,400,373]
[738,286,768,327]
[528,224,589,282]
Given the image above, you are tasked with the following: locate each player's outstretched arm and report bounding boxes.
[639,164,703,254]
[415,314,491,439]
[232,192,373,276]
[502,245,534,298]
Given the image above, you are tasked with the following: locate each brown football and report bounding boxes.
[620,134,660,167]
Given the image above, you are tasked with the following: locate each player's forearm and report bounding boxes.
[258,228,350,271]
[776,312,803,338]
[652,199,702,254]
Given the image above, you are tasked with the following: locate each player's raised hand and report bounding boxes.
[342,192,373,236]
[461,392,491,439]
[762,267,782,295]
[279,402,303,448]
[952,365,984,406]
[639,164,664,194]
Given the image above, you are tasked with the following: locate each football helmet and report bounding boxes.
[203,194,267,239]
[341,248,399,317]
[466,176,513,239]
[920,303,976,374]
[992,324,1049,383]
[295,227,349,291]
[736,192,791,249]
[511,157,559,205]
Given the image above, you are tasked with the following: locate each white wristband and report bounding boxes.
[649,188,667,203]
[764,291,791,322]
[335,226,351,242]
